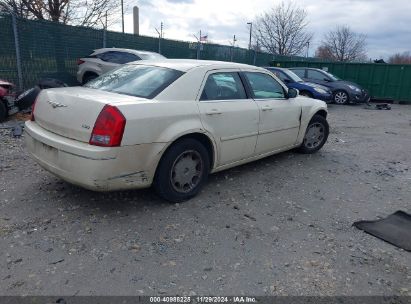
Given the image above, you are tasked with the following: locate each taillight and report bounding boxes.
[30,96,39,121]
[77,59,85,65]
[89,105,126,147]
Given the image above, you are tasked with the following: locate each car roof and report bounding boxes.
[92,48,161,56]
[264,67,286,71]
[289,67,323,71]
[127,59,265,72]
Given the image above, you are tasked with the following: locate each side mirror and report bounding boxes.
[283,78,291,83]
[324,78,331,82]
[287,88,299,98]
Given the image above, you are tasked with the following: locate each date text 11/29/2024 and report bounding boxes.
[149,296,257,303]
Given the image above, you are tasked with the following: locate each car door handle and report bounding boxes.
[205,109,222,115]
[262,106,273,111]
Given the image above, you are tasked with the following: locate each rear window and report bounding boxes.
[138,53,166,60]
[85,65,184,99]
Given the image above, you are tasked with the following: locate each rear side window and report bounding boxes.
[85,65,184,99]
[244,72,285,99]
[307,70,327,81]
[200,72,247,101]
[271,70,289,82]
[291,69,305,78]
[98,51,140,64]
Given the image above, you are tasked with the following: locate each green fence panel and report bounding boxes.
[0,14,18,85]
[0,13,277,89]
[271,60,411,103]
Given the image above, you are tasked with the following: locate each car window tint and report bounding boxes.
[291,69,305,78]
[244,72,285,99]
[200,72,247,101]
[272,71,289,82]
[307,70,327,81]
[99,51,139,64]
[85,65,184,99]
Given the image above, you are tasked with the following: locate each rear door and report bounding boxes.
[197,70,259,166]
[242,71,301,154]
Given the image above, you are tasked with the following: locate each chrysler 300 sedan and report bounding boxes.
[25,60,329,202]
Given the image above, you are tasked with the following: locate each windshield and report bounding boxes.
[282,69,303,82]
[138,53,166,60]
[324,71,340,81]
[85,65,183,99]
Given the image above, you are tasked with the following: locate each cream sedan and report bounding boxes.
[25,60,329,202]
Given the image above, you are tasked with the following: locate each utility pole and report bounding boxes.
[230,34,237,61]
[198,30,202,59]
[155,22,163,54]
[121,0,124,33]
[247,22,252,50]
[306,41,310,58]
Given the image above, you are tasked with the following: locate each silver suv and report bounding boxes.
[76,48,166,84]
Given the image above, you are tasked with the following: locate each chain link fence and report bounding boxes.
[0,13,277,90]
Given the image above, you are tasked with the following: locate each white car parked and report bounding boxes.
[26,60,329,202]
[76,48,166,84]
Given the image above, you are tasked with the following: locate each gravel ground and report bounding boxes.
[0,104,410,296]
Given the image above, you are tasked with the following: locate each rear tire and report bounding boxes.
[154,138,210,203]
[298,114,329,154]
[0,101,7,122]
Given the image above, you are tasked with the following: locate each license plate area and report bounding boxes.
[35,140,58,164]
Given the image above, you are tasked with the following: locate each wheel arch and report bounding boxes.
[314,109,327,119]
[299,90,313,98]
[82,71,99,84]
[156,131,217,173]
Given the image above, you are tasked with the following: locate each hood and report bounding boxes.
[335,80,364,90]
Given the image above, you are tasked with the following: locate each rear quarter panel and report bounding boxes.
[117,100,208,146]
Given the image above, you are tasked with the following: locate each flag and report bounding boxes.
[200,35,208,42]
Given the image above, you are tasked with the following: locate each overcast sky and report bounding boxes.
[111,0,411,59]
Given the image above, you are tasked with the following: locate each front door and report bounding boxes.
[242,71,301,154]
[197,71,259,166]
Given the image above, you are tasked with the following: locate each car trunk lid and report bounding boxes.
[34,87,145,143]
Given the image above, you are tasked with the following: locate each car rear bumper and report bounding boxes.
[25,121,166,191]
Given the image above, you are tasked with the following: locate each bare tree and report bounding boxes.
[388,51,411,64]
[0,0,30,18]
[0,0,120,28]
[317,25,367,62]
[253,1,312,56]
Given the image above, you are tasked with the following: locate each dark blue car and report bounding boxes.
[265,67,333,102]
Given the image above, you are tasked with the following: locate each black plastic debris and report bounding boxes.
[353,211,411,251]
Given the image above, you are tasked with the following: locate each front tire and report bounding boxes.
[333,90,349,104]
[154,138,210,203]
[298,115,329,154]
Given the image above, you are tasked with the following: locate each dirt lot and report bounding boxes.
[0,104,410,296]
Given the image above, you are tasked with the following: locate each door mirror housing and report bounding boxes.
[283,78,291,83]
[287,88,299,98]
